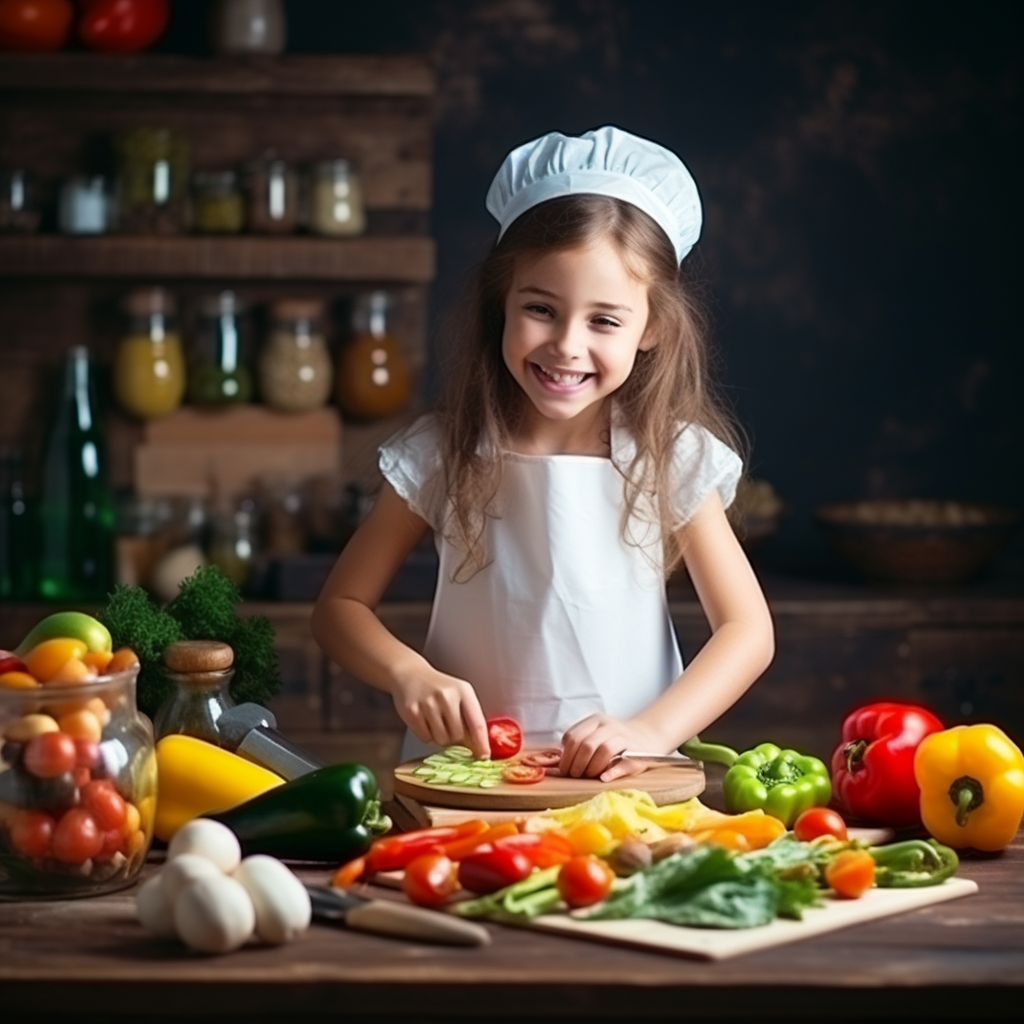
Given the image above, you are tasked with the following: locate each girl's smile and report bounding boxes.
[502,238,654,451]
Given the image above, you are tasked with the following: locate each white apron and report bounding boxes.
[379,415,741,760]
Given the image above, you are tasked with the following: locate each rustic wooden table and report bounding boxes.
[2,773,1021,1024]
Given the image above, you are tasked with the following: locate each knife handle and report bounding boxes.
[344,901,491,947]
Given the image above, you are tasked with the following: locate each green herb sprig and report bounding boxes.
[98,564,282,718]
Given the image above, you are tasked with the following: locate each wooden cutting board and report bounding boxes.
[393,756,705,811]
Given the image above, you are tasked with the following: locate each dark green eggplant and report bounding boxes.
[210,763,391,862]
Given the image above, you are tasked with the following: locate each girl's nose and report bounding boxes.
[549,320,584,360]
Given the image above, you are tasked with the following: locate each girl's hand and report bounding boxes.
[392,670,491,759]
[560,714,670,781]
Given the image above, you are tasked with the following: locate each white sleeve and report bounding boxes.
[377,415,446,530]
[670,424,743,527]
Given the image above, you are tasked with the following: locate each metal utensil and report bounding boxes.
[617,751,701,766]
[306,886,490,947]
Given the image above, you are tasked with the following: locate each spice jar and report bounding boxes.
[0,662,157,900]
[0,167,40,234]
[245,156,298,234]
[208,505,257,590]
[114,127,189,234]
[152,640,236,745]
[335,291,412,420]
[58,176,115,235]
[209,0,286,55]
[188,290,253,407]
[191,170,245,234]
[112,287,186,420]
[258,299,333,412]
[309,159,366,237]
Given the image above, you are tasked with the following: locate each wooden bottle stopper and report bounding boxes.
[163,639,235,674]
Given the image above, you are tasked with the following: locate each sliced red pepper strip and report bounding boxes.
[331,855,368,889]
[493,831,575,868]
[363,819,489,874]
[441,821,520,861]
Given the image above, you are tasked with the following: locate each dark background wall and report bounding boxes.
[162,0,1022,573]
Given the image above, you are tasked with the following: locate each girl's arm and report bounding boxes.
[560,489,775,780]
[310,481,491,758]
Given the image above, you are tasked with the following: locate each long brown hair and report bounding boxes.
[435,194,746,580]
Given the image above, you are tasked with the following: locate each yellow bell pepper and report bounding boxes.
[154,734,285,842]
[914,724,1024,852]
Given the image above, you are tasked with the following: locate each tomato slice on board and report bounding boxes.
[519,749,562,768]
[486,716,523,759]
[502,763,545,785]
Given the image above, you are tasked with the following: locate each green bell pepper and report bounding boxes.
[210,762,392,862]
[680,738,832,827]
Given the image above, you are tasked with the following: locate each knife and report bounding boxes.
[305,886,491,947]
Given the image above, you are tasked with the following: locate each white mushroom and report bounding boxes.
[167,818,242,874]
[174,873,256,955]
[233,854,312,945]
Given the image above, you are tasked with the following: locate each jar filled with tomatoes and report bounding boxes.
[0,653,157,900]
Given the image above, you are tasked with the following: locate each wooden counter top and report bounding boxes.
[2,806,1022,1022]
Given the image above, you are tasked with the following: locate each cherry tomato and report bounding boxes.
[825,849,876,899]
[458,844,534,894]
[23,730,77,778]
[77,0,169,53]
[487,716,523,760]
[95,827,125,862]
[557,854,615,908]
[51,808,103,864]
[81,779,127,831]
[519,748,562,769]
[10,809,55,859]
[403,852,460,908]
[793,807,849,843]
[502,763,544,785]
[0,650,29,675]
[0,0,73,51]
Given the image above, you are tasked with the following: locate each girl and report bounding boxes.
[311,126,774,782]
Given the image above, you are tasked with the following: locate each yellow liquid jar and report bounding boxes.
[112,288,186,420]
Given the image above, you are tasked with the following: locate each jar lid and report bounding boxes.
[123,286,176,317]
[163,640,234,673]
[201,289,245,317]
[270,298,326,321]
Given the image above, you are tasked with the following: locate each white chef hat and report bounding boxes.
[485,125,702,264]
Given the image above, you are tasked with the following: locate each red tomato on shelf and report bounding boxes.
[0,0,74,51]
[486,716,523,760]
[77,0,169,53]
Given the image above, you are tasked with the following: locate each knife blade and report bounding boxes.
[306,886,491,947]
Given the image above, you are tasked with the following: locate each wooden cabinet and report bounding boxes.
[0,53,436,496]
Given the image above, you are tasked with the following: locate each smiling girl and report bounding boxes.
[311,126,774,781]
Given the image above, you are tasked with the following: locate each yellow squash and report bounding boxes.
[914,723,1024,852]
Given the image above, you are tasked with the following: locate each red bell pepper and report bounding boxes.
[831,701,944,828]
[362,819,488,874]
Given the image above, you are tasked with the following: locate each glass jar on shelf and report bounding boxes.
[209,0,286,55]
[188,290,253,407]
[308,159,366,237]
[114,126,189,235]
[58,175,115,235]
[335,290,412,420]
[208,502,258,591]
[0,167,41,234]
[191,170,245,234]
[112,287,186,421]
[0,659,156,900]
[245,156,298,234]
[258,298,333,412]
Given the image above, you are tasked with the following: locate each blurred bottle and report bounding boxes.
[0,446,34,600]
[35,347,116,602]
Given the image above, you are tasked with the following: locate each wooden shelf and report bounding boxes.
[0,54,435,97]
[0,235,435,282]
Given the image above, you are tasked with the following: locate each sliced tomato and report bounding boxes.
[486,716,523,759]
[519,749,562,768]
[502,763,544,785]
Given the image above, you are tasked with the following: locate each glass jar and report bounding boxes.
[0,663,156,900]
[335,290,412,420]
[0,168,40,234]
[112,287,186,421]
[208,504,257,591]
[191,170,245,234]
[188,291,253,407]
[152,640,236,746]
[258,299,333,412]
[58,176,115,235]
[209,0,286,55]
[114,127,189,235]
[309,159,366,237]
[245,156,298,234]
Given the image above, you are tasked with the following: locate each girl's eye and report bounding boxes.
[592,315,621,328]
[525,303,553,317]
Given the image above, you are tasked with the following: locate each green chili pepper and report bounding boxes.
[680,738,832,828]
[210,762,392,862]
[869,839,959,888]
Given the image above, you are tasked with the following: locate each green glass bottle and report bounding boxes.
[35,346,116,602]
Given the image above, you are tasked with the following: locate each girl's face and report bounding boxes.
[501,238,654,450]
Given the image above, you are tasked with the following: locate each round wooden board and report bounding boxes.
[393,756,705,811]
